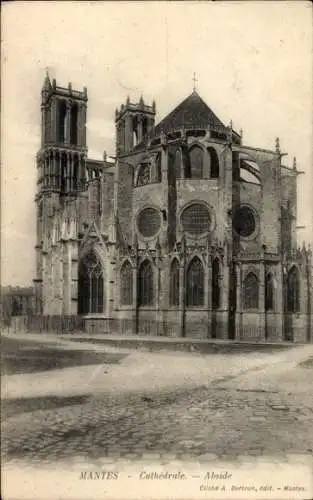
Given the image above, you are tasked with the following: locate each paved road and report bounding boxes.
[1,333,313,466]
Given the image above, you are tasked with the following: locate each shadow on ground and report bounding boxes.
[2,394,92,419]
[66,336,295,355]
[1,336,128,375]
[299,357,313,368]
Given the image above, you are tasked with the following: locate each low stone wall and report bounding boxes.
[4,311,312,343]
[23,315,85,333]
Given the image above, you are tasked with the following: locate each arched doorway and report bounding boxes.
[78,252,104,314]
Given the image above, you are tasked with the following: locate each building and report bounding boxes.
[0,286,36,325]
[34,73,312,342]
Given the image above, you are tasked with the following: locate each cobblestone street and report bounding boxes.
[2,333,313,467]
[2,384,313,466]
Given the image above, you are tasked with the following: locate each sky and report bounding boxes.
[1,1,312,286]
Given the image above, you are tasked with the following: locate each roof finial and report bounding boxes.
[192,72,198,92]
[293,156,297,170]
[42,68,52,91]
[275,137,280,154]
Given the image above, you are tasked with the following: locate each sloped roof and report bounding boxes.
[132,91,230,152]
[154,90,227,135]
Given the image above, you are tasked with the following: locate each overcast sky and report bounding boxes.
[1,1,312,286]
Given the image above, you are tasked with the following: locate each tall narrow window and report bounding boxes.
[138,260,154,306]
[189,145,203,179]
[78,253,104,314]
[142,117,148,137]
[60,153,67,193]
[212,257,220,309]
[243,272,259,310]
[208,147,219,178]
[137,164,150,186]
[70,103,78,145]
[287,266,300,312]
[169,259,180,306]
[186,257,204,307]
[132,116,138,147]
[120,261,133,306]
[265,273,274,311]
[58,100,67,143]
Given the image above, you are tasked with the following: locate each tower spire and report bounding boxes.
[42,68,52,91]
[192,72,198,93]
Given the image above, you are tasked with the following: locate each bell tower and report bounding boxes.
[34,72,89,314]
[37,71,88,197]
[115,95,156,156]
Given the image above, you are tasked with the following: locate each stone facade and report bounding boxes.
[34,73,313,342]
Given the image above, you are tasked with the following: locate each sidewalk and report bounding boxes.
[2,329,302,354]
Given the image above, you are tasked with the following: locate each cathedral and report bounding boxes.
[34,73,312,342]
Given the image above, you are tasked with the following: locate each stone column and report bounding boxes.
[107,250,116,318]
[259,247,266,341]
[125,114,133,152]
[56,151,61,190]
[43,154,47,188]
[207,258,212,338]
[235,262,242,340]
[155,251,161,336]
[51,98,57,143]
[179,239,186,338]
[81,103,87,147]
[70,241,78,315]
[275,262,284,341]
[62,242,70,315]
[41,105,46,147]
[66,152,71,192]
[137,115,143,143]
[77,103,83,147]
[77,154,82,190]
[219,260,230,339]
[66,101,72,145]
[161,142,168,184]
[51,150,56,189]
[133,264,138,334]
[179,262,185,338]
[47,151,51,188]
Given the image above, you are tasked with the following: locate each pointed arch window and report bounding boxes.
[212,257,221,310]
[152,153,161,183]
[243,272,259,310]
[189,145,203,179]
[138,260,154,306]
[186,257,204,307]
[265,273,274,311]
[208,147,219,178]
[169,259,180,306]
[137,163,150,186]
[120,260,133,306]
[287,266,300,312]
[58,100,67,143]
[70,103,78,145]
[78,252,104,314]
